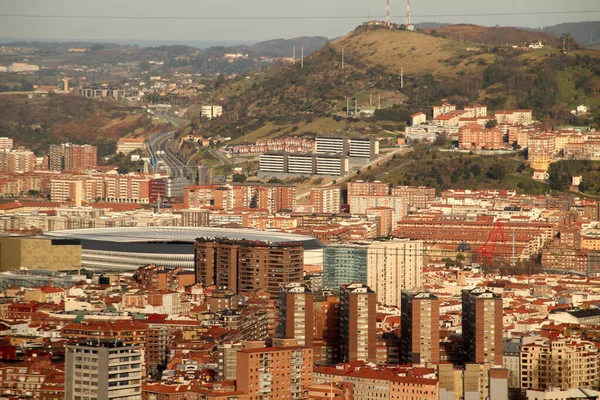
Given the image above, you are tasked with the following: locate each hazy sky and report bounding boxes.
[0,0,598,44]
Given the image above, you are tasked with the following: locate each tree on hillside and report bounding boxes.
[486,163,506,180]
[560,33,578,52]
[139,61,151,71]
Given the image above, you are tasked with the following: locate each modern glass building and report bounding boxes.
[323,244,368,291]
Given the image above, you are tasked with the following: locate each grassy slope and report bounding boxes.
[332,27,492,76]
[421,24,560,47]
[356,148,550,195]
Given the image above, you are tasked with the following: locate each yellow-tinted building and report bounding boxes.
[0,237,81,271]
[582,236,600,251]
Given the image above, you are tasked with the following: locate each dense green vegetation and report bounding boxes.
[0,95,152,155]
[355,148,551,196]
[548,160,600,195]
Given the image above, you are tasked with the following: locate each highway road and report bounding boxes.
[148,131,192,179]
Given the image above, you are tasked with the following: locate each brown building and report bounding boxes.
[347,181,389,199]
[236,346,313,400]
[339,282,377,363]
[183,185,220,208]
[390,186,436,208]
[209,287,238,312]
[48,143,97,172]
[194,238,304,297]
[133,264,195,291]
[61,321,148,348]
[313,295,340,365]
[458,124,504,150]
[462,288,503,366]
[310,186,341,214]
[276,282,314,347]
[365,207,394,237]
[400,291,440,365]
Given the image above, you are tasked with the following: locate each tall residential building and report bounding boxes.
[400,291,440,365]
[390,186,436,208]
[310,186,340,214]
[365,207,394,237]
[50,178,83,205]
[259,152,349,177]
[520,338,599,391]
[462,287,503,366]
[347,180,389,200]
[313,295,340,366]
[324,240,423,307]
[0,137,13,150]
[49,143,97,172]
[349,195,408,224]
[194,238,304,297]
[339,282,377,363]
[0,149,37,173]
[65,341,143,400]
[315,136,348,155]
[236,346,313,400]
[277,283,314,347]
[315,136,379,159]
[323,245,368,291]
[217,341,266,382]
[367,239,423,307]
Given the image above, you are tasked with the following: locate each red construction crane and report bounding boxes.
[476,220,506,265]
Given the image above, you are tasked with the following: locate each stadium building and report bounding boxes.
[44,226,323,271]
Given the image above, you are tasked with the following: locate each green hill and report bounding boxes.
[198,24,600,141]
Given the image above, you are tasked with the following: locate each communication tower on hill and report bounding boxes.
[386,0,391,26]
[406,0,411,26]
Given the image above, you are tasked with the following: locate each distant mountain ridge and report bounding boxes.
[220,36,329,58]
[534,21,600,50]
[418,24,559,47]
[0,36,329,57]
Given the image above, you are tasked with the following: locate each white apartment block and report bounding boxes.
[65,341,143,400]
[259,152,348,176]
[259,153,287,173]
[349,137,379,159]
[315,154,348,176]
[287,154,313,175]
[367,239,423,307]
[433,103,457,119]
[316,136,346,155]
[201,105,223,120]
[0,137,13,150]
[310,186,341,214]
[349,195,408,224]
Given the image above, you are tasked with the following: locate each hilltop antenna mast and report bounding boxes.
[401,67,404,89]
[406,0,411,26]
[341,48,345,69]
[386,0,391,26]
[293,46,296,65]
